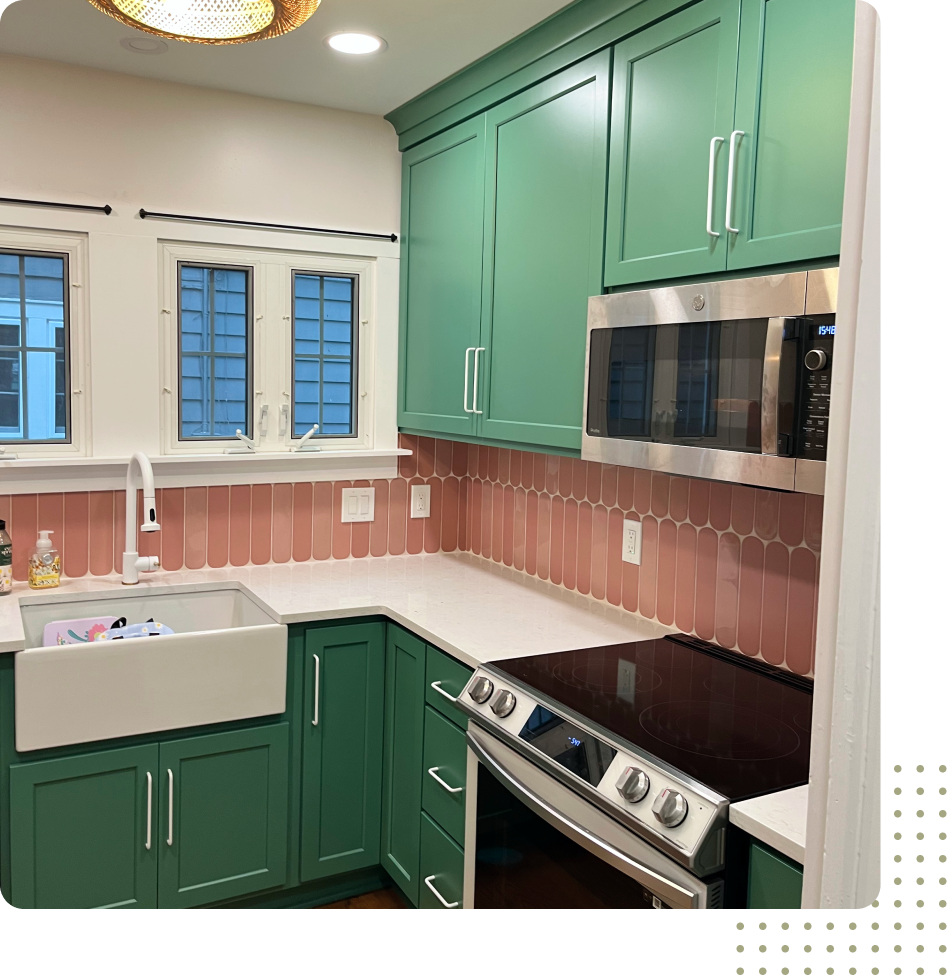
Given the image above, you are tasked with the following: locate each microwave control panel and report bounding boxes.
[779,315,835,461]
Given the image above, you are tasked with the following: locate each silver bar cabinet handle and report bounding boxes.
[423,874,459,908]
[145,771,152,851]
[312,654,320,726]
[725,130,745,234]
[428,766,464,794]
[463,347,475,413]
[430,680,458,704]
[706,136,724,238]
[166,769,173,847]
[472,347,485,415]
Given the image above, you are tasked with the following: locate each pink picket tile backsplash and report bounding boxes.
[0,434,822,676]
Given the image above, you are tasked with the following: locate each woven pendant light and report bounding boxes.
[87,0,321,44]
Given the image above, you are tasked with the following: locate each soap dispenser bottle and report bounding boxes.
[28,530,61,590]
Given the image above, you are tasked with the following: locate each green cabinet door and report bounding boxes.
[299,622,385,882]
[9,744,159,908]
[727,0,855,269]
[477,52,610,451]
[604,0,740,287]
[399,116,487,437]
[746,840,804,908]
[158,724,288,908]
[380,625,427,905]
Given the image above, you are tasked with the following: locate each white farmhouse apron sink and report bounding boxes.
[15,584,287,752]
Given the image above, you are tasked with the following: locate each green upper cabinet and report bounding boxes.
[9,744,159,909]
[299,622,385,883]
[604,0,740,287]
[398,116,487,437]
[478,52,610,451]
[727,0,855,268]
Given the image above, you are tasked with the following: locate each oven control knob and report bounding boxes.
[491,689,517,718]
[652,788,688,827]
[805,348,828,372]
[468,676,495,705]
[615,766,650,803]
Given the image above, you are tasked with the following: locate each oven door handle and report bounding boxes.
[466,725,701,909]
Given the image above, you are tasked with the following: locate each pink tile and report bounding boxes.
[271,483,293,564]
[161,488,185,572]
[571,459,588,502]
[480,480,493,560]
[112,491,124,573]
[688,479,710,526]
[525,490,539,576]
[730,486,756,536]
[650,473,669,519]
[289,484,312,562]
[778,492,806,547]
[606,507,624,606]
[617,467,635,511]
[498,449,511,486]
[509,450,522,489]
[545,455,560,496]
[0,495,10,530]
[311,482,333,560]
[184,487,208,570]
[575,501,593,595]
[785,547,818,675]
[714,532,741,648]
[370,480,390,557]
[534,454,547,495]
[674,523,698,633]
[708,482,732,531]
[520,452,533,491]
[250,485,272,565]
[634,469,651,515]
[38,493,65,575]
[804,495,823,552]
[406,478,426,555]
[387,479,407,557]
[417,438,436,478]
[760,542,790,666]
[585,462,602,505]
[590,504,609,601]
[755,490,779,540]
[491,483,504,563]
[549,494,564,585]
[11,494,38,580]
[332,481,352,560]
[486,446,498,482]
[63,492,90,578]
[351,479,371,559]
[470,480,483,556]
[638,515,659,618]
[435,439,452,478]
[229,486,251,566]
[621,561,640,613]
[737,536,765,656]
[512,487,527,570]
[562,498,579,590]
[423,478,443,553]
[537,492,552,581]
[399,435,418,478]
[207,486,230,567]
[458,477,469,552]
[451,442,468,478]
[441,476,459,552]
[668,477,689,523]
[559,457,573,499]
[502,484,515,566]
[601,465,618,508]
[466,444,479,478]
[655,518,677,625]
[694,527,719,641]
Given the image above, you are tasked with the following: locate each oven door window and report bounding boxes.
[587,319,768,452]
[474,765,661,909]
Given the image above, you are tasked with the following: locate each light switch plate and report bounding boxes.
[410,484,431,519]
[622,518,642,565]
[341,487,375,523]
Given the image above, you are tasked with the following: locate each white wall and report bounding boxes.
[0,54,403,488]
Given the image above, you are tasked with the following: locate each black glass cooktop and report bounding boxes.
[492,636,813,802]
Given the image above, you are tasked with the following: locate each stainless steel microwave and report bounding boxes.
[581,269,837,494]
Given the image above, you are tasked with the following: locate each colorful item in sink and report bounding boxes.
[93,617,175,640]
[42,616,120,647]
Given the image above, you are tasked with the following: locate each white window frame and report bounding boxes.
[159,241,375,456]
[0,226,91,459]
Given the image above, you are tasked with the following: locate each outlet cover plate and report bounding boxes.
[341,487,375,523]
[410,484,431,519]
[622,518,642,565]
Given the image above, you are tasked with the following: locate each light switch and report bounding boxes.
[411,484,431,519]
[341,487,375,523]
[622,518,642,565]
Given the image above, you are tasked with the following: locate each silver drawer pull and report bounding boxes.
[430,680,458,704]
[166,769,173,847]
[427,766,464,794]
[423,874,459,908]
[312,654,320,726]
[145,771,152,851]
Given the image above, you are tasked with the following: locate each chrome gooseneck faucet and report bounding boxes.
[123,451,161,585]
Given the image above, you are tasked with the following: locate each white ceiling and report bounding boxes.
[0,0,575,117]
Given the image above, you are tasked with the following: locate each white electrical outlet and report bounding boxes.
[341,487,375,523]
[622,518,642,565]
[410,484,431,519]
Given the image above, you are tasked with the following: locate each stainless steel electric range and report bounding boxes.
[456,634,812,909]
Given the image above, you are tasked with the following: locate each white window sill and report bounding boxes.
[0,448,413,494]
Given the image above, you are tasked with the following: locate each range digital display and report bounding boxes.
[518,705,617,786]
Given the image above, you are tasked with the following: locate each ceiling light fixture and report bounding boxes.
[325,32,386,55]
[87,0,321,44]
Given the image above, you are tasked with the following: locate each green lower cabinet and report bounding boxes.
[158,724,289,908]
[421,706,467,847]
[299,622,385,882]
[10,743,159,909]
[746,841,803,909]
[418,812,464,909]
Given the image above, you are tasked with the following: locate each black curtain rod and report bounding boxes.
[138,208,397,242]
[0,197,112,215]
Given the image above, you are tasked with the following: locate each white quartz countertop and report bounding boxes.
[730,785,808,864]
[0,552,673,667]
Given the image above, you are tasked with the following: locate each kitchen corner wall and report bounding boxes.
[0,434,821,677]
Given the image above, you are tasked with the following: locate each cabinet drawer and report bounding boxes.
[418,812,464,909]
[421,706,467,846]
[425,645,473,729]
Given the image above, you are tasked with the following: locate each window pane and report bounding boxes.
[178,264,250,440]
[292,272,355,437]
[0,252,69,443]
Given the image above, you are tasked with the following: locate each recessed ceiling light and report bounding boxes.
[120,35,169,54]
[325,32,386,55]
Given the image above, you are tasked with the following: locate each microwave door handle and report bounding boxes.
[760,317,785,456]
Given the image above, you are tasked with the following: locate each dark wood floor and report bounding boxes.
[316,887,408,909]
